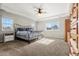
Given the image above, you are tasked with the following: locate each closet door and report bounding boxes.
[65,18,70,42]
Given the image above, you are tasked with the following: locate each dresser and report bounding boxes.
[0,15,14,42]
[3,32,14,42]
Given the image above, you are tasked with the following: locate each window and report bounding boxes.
[46,22,60,30]
[2,17,13,31]
[2,17,13,27]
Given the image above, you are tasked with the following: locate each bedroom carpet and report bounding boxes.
[0,38,69,56]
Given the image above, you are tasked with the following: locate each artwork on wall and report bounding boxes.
[46,22,60,30]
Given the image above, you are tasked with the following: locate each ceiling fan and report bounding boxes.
[37,8,43,14]
[34,5,46,16]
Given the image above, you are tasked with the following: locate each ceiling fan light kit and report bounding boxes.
[37,13,43,16]
[34,5,46,17]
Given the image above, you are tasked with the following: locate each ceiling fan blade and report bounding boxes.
[34,9,38,11]
[33,6,40,10]
[43,12,47,13]
[33,4,47,15]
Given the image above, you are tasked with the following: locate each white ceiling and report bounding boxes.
[1,3,71,21]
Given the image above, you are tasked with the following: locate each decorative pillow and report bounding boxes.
[16,27,33,32]
[17,28,25,31]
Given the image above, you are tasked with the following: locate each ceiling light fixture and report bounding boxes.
[34,4,46,16]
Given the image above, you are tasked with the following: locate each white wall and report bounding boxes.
[0,9,66,39]
[0,10,36,29]
[37,17,65,39]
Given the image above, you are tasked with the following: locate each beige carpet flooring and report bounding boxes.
[0,38,69,56]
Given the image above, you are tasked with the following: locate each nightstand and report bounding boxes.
[3,32,14,42]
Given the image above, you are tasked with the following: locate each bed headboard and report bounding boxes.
[16,27,33,31]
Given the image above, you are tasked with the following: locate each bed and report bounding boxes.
[15,27,42,43]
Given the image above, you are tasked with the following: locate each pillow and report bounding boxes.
[17,28,25,31]
[25,28,33,31]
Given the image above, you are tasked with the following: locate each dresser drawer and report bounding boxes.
[4,35,14,42]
